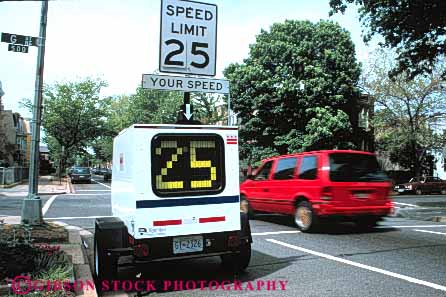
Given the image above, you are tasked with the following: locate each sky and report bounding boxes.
[0,0,374,118]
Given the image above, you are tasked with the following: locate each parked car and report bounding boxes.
[394,176,446,195]
[70,167,92,184]
[103,168,112,181]
[240,150,393,232]
[95,168,108,175]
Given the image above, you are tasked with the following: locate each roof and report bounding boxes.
[263,150,375,162]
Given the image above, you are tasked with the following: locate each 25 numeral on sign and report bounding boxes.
[164,39,210,69]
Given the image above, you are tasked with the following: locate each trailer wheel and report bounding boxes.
[221,241,251,272]
[94,228,116,281]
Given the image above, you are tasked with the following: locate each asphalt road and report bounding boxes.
[2,178,446,297]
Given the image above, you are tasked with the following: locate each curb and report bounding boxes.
[0,182,21,189]
[52,221,97,297]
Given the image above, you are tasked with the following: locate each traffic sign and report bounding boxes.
[159,0,217,76]
[142,74,229,94]
[1,33,39,47]
[8,44,29,53]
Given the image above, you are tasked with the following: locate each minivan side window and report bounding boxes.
[298,156,318,180]
[273,157,297,180]
[254,161,273,180]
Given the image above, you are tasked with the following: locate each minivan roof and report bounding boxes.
[262,150,375,163]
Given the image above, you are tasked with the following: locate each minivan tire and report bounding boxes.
[294,201,318,232]
[415,188,422,195]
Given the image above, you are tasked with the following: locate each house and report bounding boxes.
[0,105,31,167]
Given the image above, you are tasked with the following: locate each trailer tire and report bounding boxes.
[220,241,251,272]
[93,229,116,281]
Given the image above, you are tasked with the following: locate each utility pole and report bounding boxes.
[21,0,48,225]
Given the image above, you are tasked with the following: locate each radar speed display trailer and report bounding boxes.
[93,124,252,280]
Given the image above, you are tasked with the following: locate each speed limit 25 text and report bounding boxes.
[166,4,214,37]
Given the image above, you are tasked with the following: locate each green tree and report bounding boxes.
[224,20,361,163]
[191,93,227,124]
[329,0,446,78]
[41,78,111,168]
[92,89,183,162]
[362,49,446,177]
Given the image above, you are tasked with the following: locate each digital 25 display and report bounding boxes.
[151,134,225,197]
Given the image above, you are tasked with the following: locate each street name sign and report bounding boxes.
[1,33,39,47]
[159,0,217,76]
[8,44,29,53]
[142,74,229,94]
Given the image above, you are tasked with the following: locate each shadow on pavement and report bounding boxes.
[98,249,292,296]
[251,214,397,235]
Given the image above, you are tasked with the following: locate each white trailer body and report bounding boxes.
[112,124,240,239]
[94,124,251,280]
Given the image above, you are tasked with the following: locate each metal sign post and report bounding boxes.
[21,0,48,225]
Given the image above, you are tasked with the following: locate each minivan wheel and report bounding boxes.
[441,189,446,195]
[415,188,422,195]
[294,201,317,232]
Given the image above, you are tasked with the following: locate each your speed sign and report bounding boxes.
[159,0,217,76]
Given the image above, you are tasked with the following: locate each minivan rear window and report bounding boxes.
[329,153,388,182]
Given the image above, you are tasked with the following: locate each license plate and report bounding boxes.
[80,175,85,178]
[398,189,405,193]
[173,236,203,254]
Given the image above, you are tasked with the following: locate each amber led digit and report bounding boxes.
[151,134,225,197]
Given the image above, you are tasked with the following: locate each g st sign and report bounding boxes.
[159,0,217,77]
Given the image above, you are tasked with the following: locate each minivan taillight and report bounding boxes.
[321,187,332,201]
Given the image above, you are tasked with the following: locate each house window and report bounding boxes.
[358,108,369,130]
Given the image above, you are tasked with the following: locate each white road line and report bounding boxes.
[42,195,58,216]
[252,230,301,236]
[384,225,446,228]
[92,179,111,189]
[394,202,419,207]
[414,229,446,236]
[62,193,109,196]
[77,190,110,192]
[267,239,446,292]
[45,215,113,220]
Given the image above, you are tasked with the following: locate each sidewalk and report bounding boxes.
[0,176,69,197]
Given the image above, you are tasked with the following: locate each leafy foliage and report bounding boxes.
[191,93,227,124]
[224,20,361,163]
[362,49,446,176]
[92,89,183,161]
[329,0,446,78]
[37,78,111,167]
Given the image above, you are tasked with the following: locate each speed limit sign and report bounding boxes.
[159,0,217,77]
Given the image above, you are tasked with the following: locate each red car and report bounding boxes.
[240,150,393,232]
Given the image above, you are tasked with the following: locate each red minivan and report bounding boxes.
[240,150,393,232]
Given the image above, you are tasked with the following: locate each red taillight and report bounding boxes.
[134,244,149,257]
[227,235,240,248]
[321,186,332,201]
